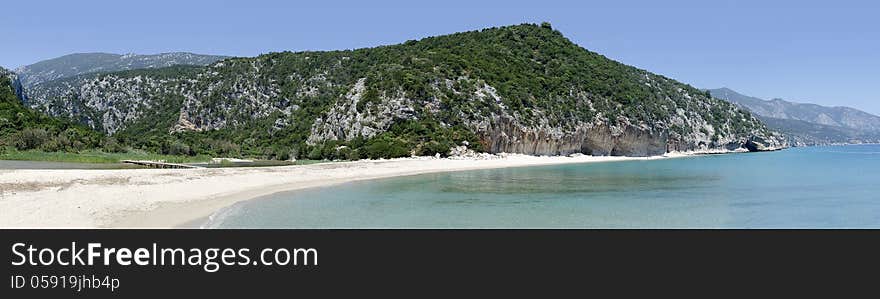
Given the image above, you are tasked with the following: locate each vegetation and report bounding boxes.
[0,72,107,152]
[0,148,212,164]
[0,70,217,163]
[16,23,777,161]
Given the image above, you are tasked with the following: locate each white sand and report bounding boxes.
[0,153,687,228]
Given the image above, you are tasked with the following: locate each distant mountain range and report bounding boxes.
[14,52,229,87]
[709,88,880,146]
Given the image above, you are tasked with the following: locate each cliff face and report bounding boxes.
[300,73,784,156]
[476,116,668,156]
[470,108,784,156]
[21,24,785,158]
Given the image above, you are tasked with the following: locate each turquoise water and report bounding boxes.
[209,145,880,228]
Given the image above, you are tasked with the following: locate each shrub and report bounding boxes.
[307,145,323,160]
[345,148,360,161]
[417,140,451,157]
[206,139,240,157]
[10,128,49,150]
[40,137,63,152]
[274,148,291,161]
[101,137,126,153]
[165,140,192,156]
[361,135,411,159]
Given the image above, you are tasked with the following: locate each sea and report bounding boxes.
[206,144,880,228]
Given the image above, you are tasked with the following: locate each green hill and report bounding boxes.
[0,68,106,152]
[23,23,785,159]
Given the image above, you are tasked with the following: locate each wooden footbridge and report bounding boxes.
[122,160,203,169]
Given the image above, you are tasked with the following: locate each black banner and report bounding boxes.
[2,230,878,297]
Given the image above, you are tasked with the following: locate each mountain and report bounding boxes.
[709,88,880,145]
[22,24,784,159]
[757,117,876,146]
[14,52,229,88]
[1,67,105,151]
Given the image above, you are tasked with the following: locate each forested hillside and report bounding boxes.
[0,68,108,153]
[23,23,785,159]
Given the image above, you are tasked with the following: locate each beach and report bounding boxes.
[0,154,684,228]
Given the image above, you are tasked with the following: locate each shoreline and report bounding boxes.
[0,150,739,228]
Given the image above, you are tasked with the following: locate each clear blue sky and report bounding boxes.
[3,0,878,114]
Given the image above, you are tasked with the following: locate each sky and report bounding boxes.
[2,0,878,114]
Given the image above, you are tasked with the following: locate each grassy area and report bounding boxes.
[0,148,213,164]
[0,148,333,166]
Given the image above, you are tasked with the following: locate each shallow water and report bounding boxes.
[208,145,880,228]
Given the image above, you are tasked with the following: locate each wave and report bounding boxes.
[199,203,245,229]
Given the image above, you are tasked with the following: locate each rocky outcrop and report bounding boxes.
[307,78,418,143]
[11,74,25,102]
[743,135,784,152]
[474,116,667,156]
[475,115,784,156]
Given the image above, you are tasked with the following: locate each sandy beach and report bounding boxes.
[0,153,688,228]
